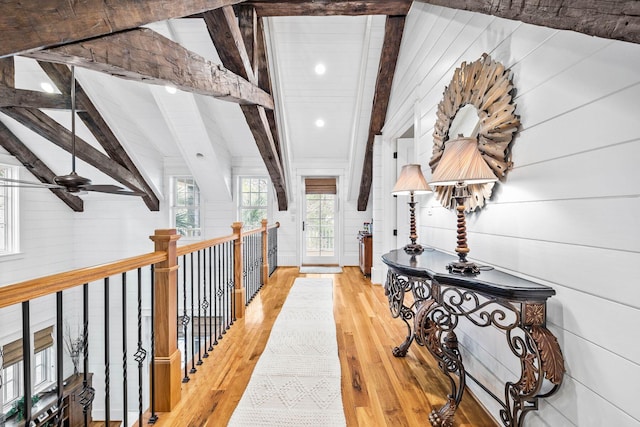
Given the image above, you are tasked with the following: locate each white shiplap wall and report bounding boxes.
[378,3,640,426]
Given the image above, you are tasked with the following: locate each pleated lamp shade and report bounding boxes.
[392,164,432,195]
[430,137,497,186]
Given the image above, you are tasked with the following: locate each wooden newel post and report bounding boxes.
[261,218,269,287]
[149,229,182,411]
[232,222,245,318]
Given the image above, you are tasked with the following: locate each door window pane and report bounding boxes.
[305,194,335,257]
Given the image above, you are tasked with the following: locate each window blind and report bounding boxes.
[1,325,54,367]
[34,325,54,353]
[2,337,22,368]
[305,178,336,195]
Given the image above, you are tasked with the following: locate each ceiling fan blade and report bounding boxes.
[0,176,62,189]
[82,184,146,196]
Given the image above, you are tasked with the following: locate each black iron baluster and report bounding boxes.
[202,248,210,359]
[21,301,32,424]
[122,272,129,427]
[207,246,214,353]
[149,264,158,424]
[243,235,247,305]
[215,244,221,343]
[134,268,147,427]
[189,252,197,374]
[222,242,228,334]
[104,277,111,426]
[260,232,265,287]
[181,254,190,383]
[225,241,231,330]
[56,291,64,427]
[80,283,95,427]
[196,250,203,366]
[229,241,236,323]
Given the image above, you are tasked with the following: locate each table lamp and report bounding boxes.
[392,164,432,254]
[430,137,497,274]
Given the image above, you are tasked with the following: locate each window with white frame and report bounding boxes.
[171,176,201,238]
[0,164,18,255]
[2,362,21,407]
[239,177,268,230]
[34,347,52,387]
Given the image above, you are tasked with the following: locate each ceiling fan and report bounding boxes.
[0,66,144,196]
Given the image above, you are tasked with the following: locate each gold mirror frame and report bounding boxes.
[429,54,520,211]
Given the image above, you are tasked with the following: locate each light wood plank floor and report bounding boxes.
[145,267,497,427]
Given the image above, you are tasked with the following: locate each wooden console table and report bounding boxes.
[382,249,564,427]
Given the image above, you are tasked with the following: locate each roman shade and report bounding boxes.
[1,325,54,367]
[34,325,54,353]
[305,178,336,195]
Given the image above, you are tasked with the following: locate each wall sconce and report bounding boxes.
[392,164,432,254]
[430,137,497,274]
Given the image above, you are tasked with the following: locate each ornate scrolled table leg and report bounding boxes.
[384,270,415,356]
[414,285,465,427]
[500,303,565,426]
[384,270,433,357]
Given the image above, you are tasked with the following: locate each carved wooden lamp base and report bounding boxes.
[446,187,480,275]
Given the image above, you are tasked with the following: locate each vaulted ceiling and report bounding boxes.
[0,0,637,212]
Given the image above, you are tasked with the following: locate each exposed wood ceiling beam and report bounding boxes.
[255,17,283,163]
[204,6,288,210]
[237,6,285,164]
[0,57,14,87]
[24,28,274,109]
[37,62,160,211]
[0,87,72,109]
[203,7,257,84]
[0,120,84,211]
[238,5,259,78]
[0,0,247,58]
[358,15,405,211]
[0,107,147,194]
[416,0,640,45]
[246,0,412,16]
[241,104,288,210]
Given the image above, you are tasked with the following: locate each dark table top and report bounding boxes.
[382,248,555,302]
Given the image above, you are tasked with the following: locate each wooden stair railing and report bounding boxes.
[0,220,280,424]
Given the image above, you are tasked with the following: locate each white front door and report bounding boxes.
[302,188,339,265]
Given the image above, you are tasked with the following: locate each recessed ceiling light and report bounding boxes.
[314,63,326,75]
[315,118,325,128]
[40,82,54,93]
[165,85,177,94]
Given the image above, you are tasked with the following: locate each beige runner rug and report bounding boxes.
[228,277,346,426]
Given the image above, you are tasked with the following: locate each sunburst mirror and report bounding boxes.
[429,53,520,211]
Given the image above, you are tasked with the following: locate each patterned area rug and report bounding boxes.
[228,278,346,426]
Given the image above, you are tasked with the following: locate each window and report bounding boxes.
[239,177,268,230]
[171,177,201,238]
[2,362,21,407]
[0,164,18,255]
[34,348,51,386]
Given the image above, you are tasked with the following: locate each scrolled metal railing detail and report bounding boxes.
[79,384,95,412]
[440,287,519,330]
[384,270,410,318]
[385,271,412,356]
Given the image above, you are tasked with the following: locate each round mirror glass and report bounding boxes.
[448,104,480,139]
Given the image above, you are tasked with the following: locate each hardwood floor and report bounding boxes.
[146,266,497,427]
